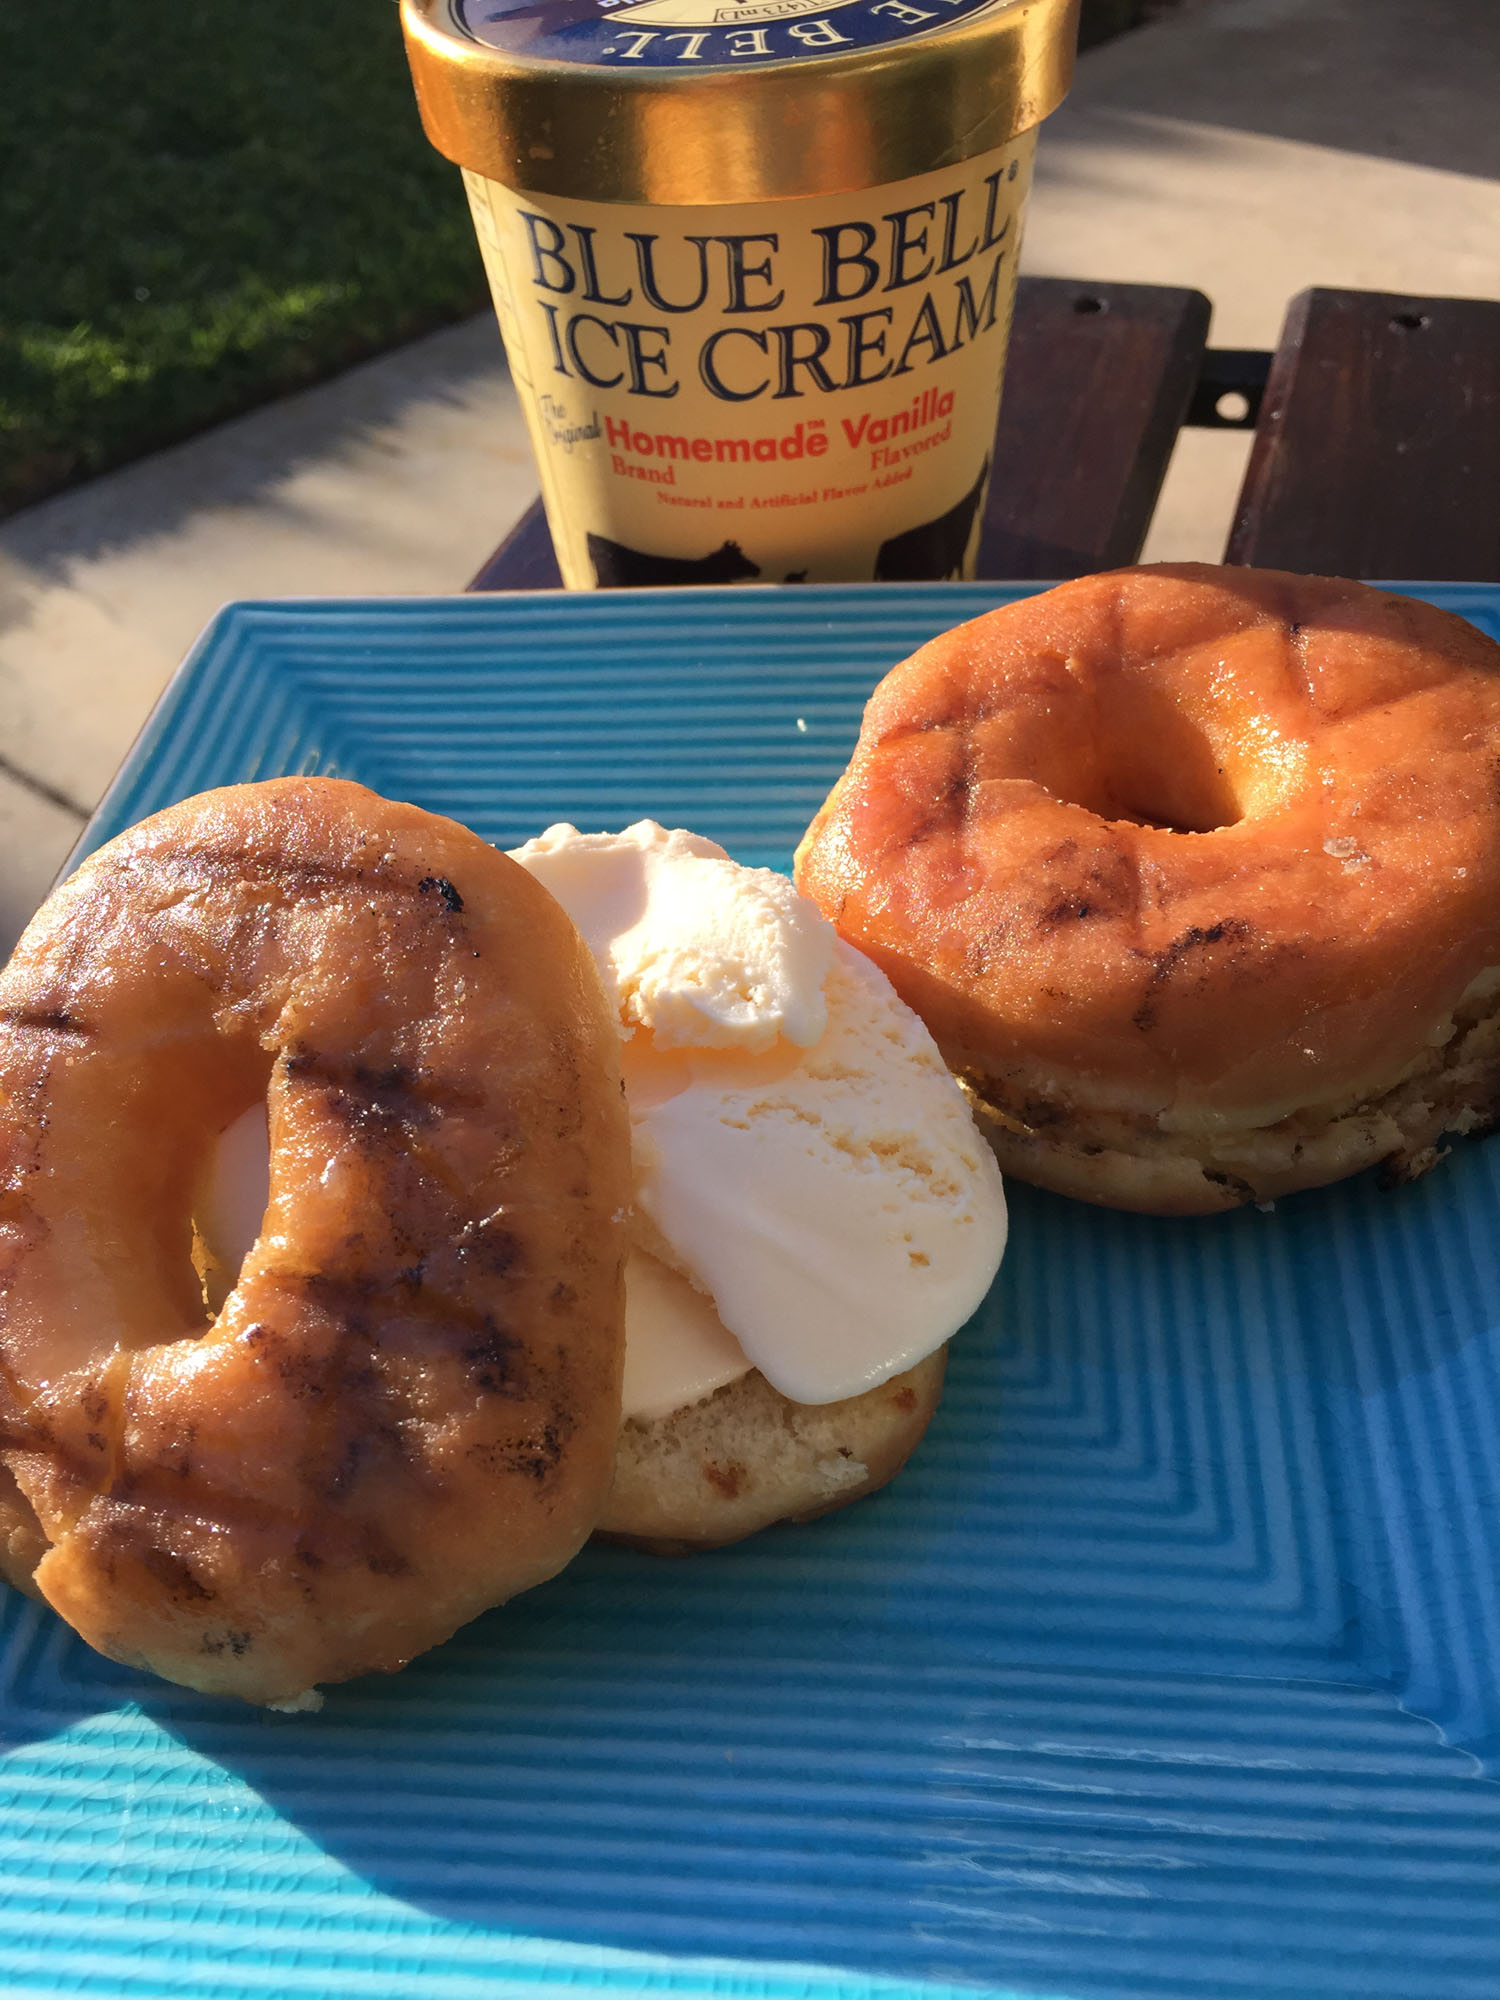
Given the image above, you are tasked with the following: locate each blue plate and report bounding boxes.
[10,582,1500,2000]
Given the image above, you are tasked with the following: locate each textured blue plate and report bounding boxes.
[8,582,1500,2000]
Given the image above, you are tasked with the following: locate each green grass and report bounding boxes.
[0,0,1149,518]
[0,2,489,515]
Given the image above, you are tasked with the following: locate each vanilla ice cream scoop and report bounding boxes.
[511,821,1006,1414]
[513,821,833,1053]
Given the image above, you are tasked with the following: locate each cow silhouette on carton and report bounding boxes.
[587,533,761,589]
[873,459,991,582]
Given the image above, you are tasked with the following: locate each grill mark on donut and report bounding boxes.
[463,1321,526,1395]
[324,1431,371,1501]
[125,847,483,934]
[451,1224,524,1281]
[1283,616,1316,712]
[39,1352,139,1513]
[364,1534,412,1577]
[236,1315,406,1514]
[200,1628,254,1657]
[239,1299,392,1427]
[304,1380,417,1507]
[244,1288,376,1352]
[468,1421,567,1483]
[72,1454,429,1622]
[275,1336,346,1402]
[0,1007,92,1041]
[949,733,979,818]
[1132,919,1253,1032]
[1041,893,1098,926]
[146,1425,196,1483]
[18,1458,97,1545]
[64,1481,308,1628]
[281,1050,446,1131]
[392,1128,526,1226]
[542,1037,592,1146]
[882,728,976,851]
[1035,840,1140,933]
[914,737,981,858]
[959,931,1001,979]
[261,1268,381,1319]
[241,1270,558,1512]
[876,711,967,746]
[139,1543,216,1603]
[0,1337,59,1447]
[109,849,379,920]
[277,1060,495,1221]
[253,1264,540,1392]
[892,716,954,739]
[417,876,464,914]
[254,1262,534,1369]
[181,850,372,894]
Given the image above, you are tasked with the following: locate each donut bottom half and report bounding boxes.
[961,986,1500,1217]
[598,1348,947,1555]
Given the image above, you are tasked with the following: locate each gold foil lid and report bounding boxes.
[400,0,1078,204]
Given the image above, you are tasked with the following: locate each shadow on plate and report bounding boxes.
[2,1154,1499,1991]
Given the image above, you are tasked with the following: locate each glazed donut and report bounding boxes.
[795,565,1500,1214]
[0,778,631,1704]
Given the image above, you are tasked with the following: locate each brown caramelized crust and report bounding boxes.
[794,565,1500,1211]
[0,778,631,1702]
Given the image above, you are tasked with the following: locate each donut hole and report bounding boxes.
[1083,691,1246,833]
[190,1098,272,1317]
[1100,730,1241,832]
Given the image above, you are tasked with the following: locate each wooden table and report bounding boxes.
[468,283,1500,590]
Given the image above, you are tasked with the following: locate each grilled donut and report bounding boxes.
[795,565,1500,1213]
[0,778,630,1704]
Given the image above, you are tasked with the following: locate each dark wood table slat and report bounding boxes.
[469,504,563,593]
[467,276,1212,592]
[978,277,1210,577]
[1225,287,1500,580]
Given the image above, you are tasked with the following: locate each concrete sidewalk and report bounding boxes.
[0,320,535,944]
[1,0,1496,950]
